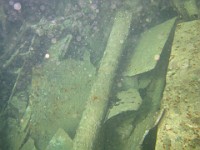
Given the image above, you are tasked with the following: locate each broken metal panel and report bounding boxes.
[46,128,73,150]
[106,88,142,121]
[124,17,176,77]
[29,37,96,149]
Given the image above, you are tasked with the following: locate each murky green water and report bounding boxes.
[0,0,200,150]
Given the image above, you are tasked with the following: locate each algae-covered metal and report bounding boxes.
[124,17,176,77]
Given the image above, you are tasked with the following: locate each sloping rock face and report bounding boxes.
[155,20,200,150]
